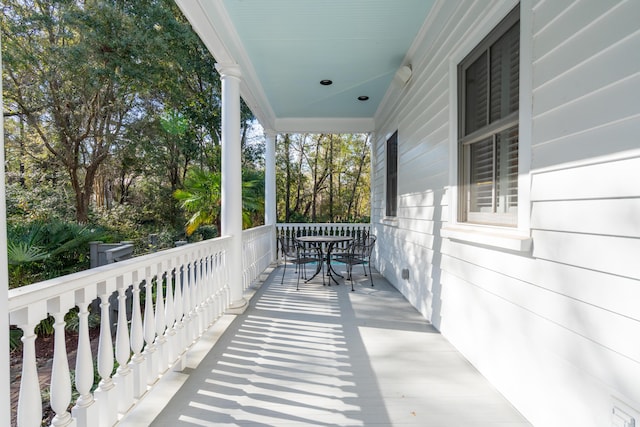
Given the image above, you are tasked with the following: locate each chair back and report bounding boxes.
[351,235,376,258]
[278,236,298,258]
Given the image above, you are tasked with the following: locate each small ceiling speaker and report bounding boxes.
[394,65,412,86]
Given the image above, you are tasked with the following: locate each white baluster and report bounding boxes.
[17,323,41,427]
[222,249,231,310]
[113,277,133,414]
[199,254,209,328]
[48,296,74,427]
[182,258,193,344]
[94,285,117,427]
[154,267,167,374]
[128,275,146,399]
[210,254,219,322]
[210,252,219,321]
[72,290,98,427]
[142,272,158,385]
[189,255,199,340]
[164,263,176,368]
[196,256,204,334]
[9,304,47,427]
[172,260,187,372]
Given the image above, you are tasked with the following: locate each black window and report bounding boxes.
[386,131,398,217]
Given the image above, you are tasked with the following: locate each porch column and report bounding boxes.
[264,129,277,262]
[215,63,247,312]
[0,37,10,427]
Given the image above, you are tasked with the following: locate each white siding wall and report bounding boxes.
[372,1,640,426]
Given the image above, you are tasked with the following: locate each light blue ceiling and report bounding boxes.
[221,0,434,120]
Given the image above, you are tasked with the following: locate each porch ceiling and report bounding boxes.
[175,0,435,133]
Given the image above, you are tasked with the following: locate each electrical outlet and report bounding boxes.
[612,397,639,427]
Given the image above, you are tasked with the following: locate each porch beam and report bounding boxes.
[215,62,247,312]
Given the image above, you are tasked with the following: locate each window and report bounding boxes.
[458,5,519,227]
[386,131,398,217]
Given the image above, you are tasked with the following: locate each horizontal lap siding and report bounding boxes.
[371,0,462,320]
[530,0,640,424]
[372,0,640,426]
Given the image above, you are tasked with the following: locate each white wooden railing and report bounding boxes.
[242,224,275,291]
[8,225,275,427]
[275,223,371,259]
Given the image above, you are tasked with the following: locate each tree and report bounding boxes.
[275,133,370,223]
[174,167,265,237]
[2,0,227,223]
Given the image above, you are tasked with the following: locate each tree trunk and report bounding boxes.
[347,135,369,218]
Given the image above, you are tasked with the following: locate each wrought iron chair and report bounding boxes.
[278,236,324,290]
[335,235,376,291]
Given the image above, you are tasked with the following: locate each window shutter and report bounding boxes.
[490,22,519,123]
[464,52,488,136]
[469,137,494,212]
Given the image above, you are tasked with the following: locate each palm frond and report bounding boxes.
[7,241,50,265]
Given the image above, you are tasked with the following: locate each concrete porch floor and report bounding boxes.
[123,263,532,427]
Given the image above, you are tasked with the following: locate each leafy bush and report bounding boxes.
[7,220,108,288]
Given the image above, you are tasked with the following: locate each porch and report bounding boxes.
[7,223,531,426]
[124,257,531,427]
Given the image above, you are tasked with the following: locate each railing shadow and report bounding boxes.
[150,266,394,426]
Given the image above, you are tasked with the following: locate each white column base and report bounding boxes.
[226,297,248,314]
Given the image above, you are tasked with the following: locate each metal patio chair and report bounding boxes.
[334,235,376,291]
[278,236,324,290]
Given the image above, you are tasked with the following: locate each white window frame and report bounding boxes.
[443,0,532,252]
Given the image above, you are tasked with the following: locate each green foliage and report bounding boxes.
[7,241,49,265]
[64,309,102,333]
[174,168,221,236]
[9,328,22,352]
[6,220,108,288]
[174,167,265,236]
[276,133,370,223]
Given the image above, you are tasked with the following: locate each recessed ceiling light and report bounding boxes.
[320,79,333,86]
[357,96,369,101]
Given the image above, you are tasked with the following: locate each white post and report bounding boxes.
[264,129,277,262]
[215,63,247,313]
[0,35,10,427]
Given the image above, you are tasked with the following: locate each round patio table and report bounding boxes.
[296,235,353,286]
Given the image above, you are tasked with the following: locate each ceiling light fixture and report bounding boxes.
[357,96,369,101]
[320,79,333,86]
